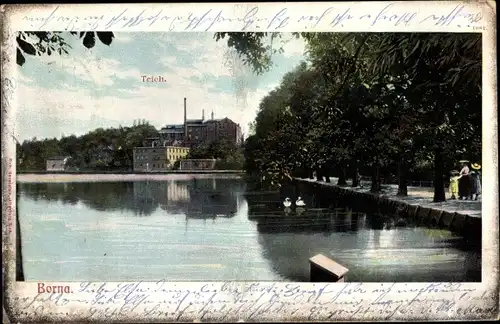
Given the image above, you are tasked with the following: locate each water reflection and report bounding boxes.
[246,191,372,234]
[245,189,481,282]
[18,179,243,219]
[17,179,481,282]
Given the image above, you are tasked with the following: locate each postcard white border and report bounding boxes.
[2,1,498,322]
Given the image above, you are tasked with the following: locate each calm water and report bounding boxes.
[17,177,481,282]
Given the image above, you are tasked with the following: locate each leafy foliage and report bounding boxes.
[214,32,292,74]
[222,33,482,201]
[187,139,245,170]
[17,122,157,171]
[16,31,114,66]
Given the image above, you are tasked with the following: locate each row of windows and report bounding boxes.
[137,163,166,168]
[168,155,185,161]
[136,155,162,161]
[135,154,189,162]
[136,147,189,154]
[168,148,188,153]
[135,149,158,153]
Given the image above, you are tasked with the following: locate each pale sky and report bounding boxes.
[16,32,307,142]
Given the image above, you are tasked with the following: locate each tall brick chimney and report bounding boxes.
[184,97,187,140]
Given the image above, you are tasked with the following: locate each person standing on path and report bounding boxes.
[458,160,471,200]
[449,170,462,200]
[470,163,482,200]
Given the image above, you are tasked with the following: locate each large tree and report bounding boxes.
[218,32,481,202]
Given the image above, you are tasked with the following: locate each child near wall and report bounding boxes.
[449,170,462,200]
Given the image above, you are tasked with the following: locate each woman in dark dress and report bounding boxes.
[470,163,482,200]
[458,160,471,200]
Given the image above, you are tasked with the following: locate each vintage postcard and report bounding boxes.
[2,1,498,322]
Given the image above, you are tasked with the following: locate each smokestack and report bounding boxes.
[211,110,214,120]
[184,98,187,140]
[202,109,205,120]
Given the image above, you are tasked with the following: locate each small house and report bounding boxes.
[46,156,70,172]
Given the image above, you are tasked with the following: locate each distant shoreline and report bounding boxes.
[17,170,244,174]
[17,171,244,183]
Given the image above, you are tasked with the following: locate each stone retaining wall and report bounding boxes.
[294,179,481,243]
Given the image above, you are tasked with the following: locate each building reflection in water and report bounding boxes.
[167,180,191,202]
[18,178,243,220]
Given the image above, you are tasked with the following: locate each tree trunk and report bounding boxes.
[351,160,359,188]
[370,162,381,193]
[433,148,446,202]
[397,155,408,196]
[337,166,347,186]
[324,167,331,183]
[315,168,322,182]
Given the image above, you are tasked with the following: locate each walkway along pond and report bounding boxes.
[293,177,482,245]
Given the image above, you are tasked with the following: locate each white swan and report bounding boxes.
[296,197,306,207]
[283,197,292,208]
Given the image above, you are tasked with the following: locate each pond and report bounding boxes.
[16,176,481,282]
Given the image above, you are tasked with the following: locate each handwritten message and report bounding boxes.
[6,282,497,322]
[18,3,484,32]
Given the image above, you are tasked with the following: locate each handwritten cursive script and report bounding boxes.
[6,282,497,322]
[19,4,484,32]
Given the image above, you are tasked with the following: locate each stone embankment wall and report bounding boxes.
[294,179,481,243]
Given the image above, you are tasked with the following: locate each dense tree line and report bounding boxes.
[187,139,245,170]
[17,121,158,171]
[218,33,481,202]
[17,121,246,171]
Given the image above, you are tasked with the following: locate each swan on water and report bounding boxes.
[296,197,306,207]
[283,197,292,208]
